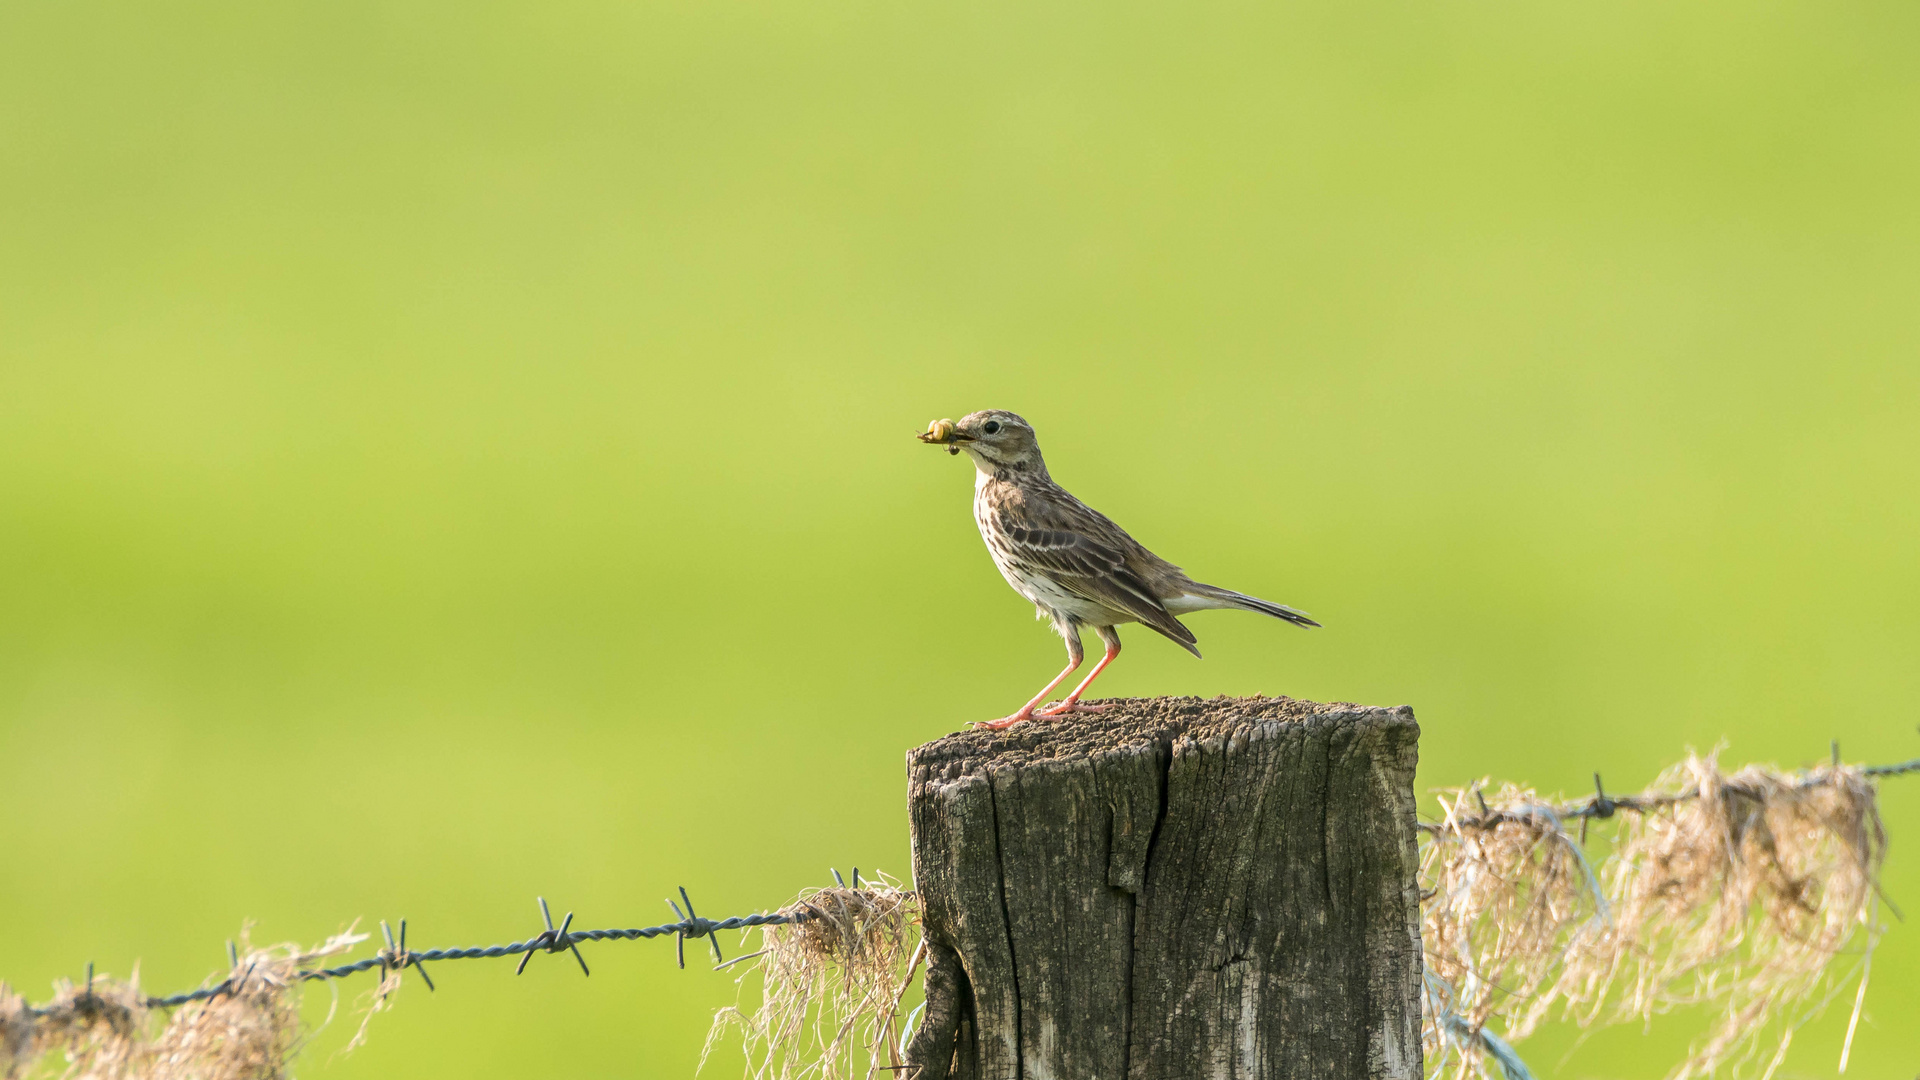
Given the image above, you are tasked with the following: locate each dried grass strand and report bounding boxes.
[702,877,920,1080]
[1421,751,1888,1080]
[1,929,366,1080]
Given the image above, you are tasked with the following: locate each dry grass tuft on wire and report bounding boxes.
[0,929,365,1080]
[1421,750,1888,1080]
[703,877,924,1080]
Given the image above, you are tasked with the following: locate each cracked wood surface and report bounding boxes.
[905,696,1422,1080]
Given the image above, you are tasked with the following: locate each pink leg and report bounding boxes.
[973,656,1081,731]
[1037,639,1120,717]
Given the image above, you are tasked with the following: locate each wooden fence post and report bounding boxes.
[904,696,1423,1080]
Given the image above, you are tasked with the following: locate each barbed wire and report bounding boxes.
[7,746,1915,1080]
[1418,745,1920,836]
[28,749,1919,1015]
[13,748,1916,1075]
[22,867,884,1017]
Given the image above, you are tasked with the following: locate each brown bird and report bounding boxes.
[919,410,1319,729]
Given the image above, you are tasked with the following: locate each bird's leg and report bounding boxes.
[972,658,1080,731]
[1037,627,1120,716]
[973,622,1084,730]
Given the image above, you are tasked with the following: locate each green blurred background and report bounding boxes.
[3,1,1916,1076]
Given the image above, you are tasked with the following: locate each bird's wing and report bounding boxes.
[991,503,1199,649]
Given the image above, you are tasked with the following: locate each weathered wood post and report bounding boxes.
[904,696,1423,1080]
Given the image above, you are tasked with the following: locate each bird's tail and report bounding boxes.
[1178,583,1322,628]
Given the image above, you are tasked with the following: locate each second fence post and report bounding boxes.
[904,696,1424,1080]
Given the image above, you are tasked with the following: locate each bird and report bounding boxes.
[918,409,1319,730]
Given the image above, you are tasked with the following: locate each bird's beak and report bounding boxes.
[917,419,972,455]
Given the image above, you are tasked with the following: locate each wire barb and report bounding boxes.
[515,897,590,977]
[667,886,724,969]
[377,918,436,991]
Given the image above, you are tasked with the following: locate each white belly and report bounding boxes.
[1001,564,1121,625]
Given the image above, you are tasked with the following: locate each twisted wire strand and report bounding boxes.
[139,907,812,1008]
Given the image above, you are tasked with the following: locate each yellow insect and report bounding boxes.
[918,418,963,454]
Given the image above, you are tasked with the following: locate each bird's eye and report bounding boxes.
[983,420,1002,435]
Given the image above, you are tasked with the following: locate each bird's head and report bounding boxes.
[917,410,1046,476]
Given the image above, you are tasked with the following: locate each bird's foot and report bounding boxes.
[969,697,1112,731]
[1035,700,1111,718]
[971,712,1038,731]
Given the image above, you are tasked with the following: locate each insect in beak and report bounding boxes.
[917,418,972,454]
